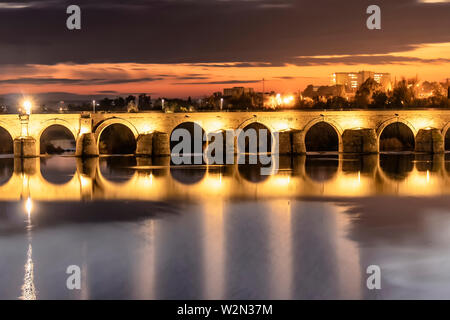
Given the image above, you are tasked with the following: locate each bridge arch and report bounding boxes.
[237,117,276,133]
[38,119,78,142]
[237,121,273,154]
[377,118,416,152]
[170,121,207,160]
[303,118,343,153]
[39,123,77,155]
[94,117,139,144]
[0,126,14,155]
[377,118,417,140]
[95,118,139,155]
[0,120,17,140]
[442,122,450,151]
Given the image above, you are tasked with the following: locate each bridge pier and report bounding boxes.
[13,137,38,158]
[277,131,292,154]
[292,130,306,154]
[152,132,170,156]
[415,129,444,153]
[275,130,307,155]
[342,129,377,154]
[75,133,99,157]
[136,133,153,156]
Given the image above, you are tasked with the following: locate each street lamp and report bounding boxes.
[220,98,224,111]
[23,100,32,115]
[92,100,96,113]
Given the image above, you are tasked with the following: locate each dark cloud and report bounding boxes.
[174,74,210,80]
[97,90,118,94]
[288,55,450,66]
[274,76,322,80]
[0,77,163,85]
[173,80,261,85]
[190,62,281,68]
[0,91,121,105]
[0,0,448,65]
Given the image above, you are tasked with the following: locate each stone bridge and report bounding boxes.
[1,109,450,157]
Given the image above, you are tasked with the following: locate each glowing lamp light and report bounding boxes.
[142,125,153,134]
[23,100,32,115]
[207,120,224,133]
[21,125,28,137]
[79,127,89,134]
[274,122,290,131]
[282,96,294,105]
[414,119,433,130]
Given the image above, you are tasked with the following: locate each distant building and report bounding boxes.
[223,87,254,98]
[332,71,392,92]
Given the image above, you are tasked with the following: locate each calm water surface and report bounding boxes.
[2,154,450,299]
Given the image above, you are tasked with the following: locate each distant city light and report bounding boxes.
[267,93,296,109]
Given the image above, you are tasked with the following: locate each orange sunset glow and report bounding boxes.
[1,42,449,98]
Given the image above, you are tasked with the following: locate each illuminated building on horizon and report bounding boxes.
[332,71,392,92]
[223,87,255,98]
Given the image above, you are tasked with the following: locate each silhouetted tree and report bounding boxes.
[302,85,317,98]
[138,94,152,111]
[100,98,113,108]
[114,97,126,108]
[372,91,388,108]
[391,79,413,107]
[355,78,380,108]
[125,95,136,105]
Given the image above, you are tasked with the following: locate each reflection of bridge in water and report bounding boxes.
[2,154,450,202]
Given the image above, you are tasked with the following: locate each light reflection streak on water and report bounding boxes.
[202,201,225,299]
[135,220,156,300]
[20,197,36,300]
[267,200,292,299]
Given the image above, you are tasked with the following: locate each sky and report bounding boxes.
[0,0,449,101]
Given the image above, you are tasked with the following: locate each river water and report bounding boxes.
[1,153,450,299]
